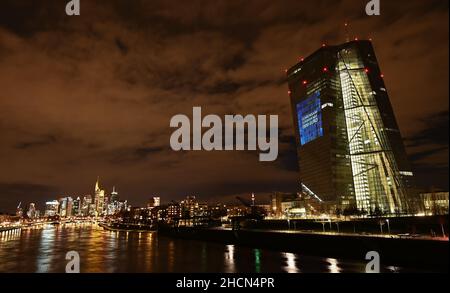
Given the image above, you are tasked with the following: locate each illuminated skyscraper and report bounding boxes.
[44,200,59,217]
[66,197,74,217]
[82,195,93,216]
[58,197,68,217]
[111,186,119,203]
[73,197,81,216]
[287,40,416,215]
[26,203,37,219]
[94,177,105,216]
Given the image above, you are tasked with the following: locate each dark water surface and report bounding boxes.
[0,223,416,273]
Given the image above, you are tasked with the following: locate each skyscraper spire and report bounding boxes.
[95,176,100,191]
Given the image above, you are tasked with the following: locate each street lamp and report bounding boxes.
[386,219,391,235]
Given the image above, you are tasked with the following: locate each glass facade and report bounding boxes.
[287,41,415,215]
[337,47,408,214]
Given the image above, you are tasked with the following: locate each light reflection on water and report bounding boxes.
[0,224,413,273]
[326,258,342,273]
[224,244,235,273]
[284,252,300,273]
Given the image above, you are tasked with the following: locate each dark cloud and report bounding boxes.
[406,111,449,148]
[15,134,58,150]
[0,182,61,213]
[0,0,448,212]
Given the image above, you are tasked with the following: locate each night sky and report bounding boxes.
[0,0,448,212]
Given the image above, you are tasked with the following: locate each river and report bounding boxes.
[0,223,417,273]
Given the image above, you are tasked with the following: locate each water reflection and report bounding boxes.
[0,225,415,273]
[37,225,56,273]
[254,249,261,273]
[167,240,175,272]
[327,258,342,273]
[283,253,300,273]
[224,244,235,273]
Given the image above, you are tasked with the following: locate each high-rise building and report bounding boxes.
[73,197,81,216]
[26,203,37,219]
[110,186,119,203]
[287,40,417,215]
[94,177,105,216]
[66,197,74,217]
[82,195,92,216]
[45,200,59,217]
[58,197,68,217]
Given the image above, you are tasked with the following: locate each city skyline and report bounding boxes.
[6,176,261,215]
[0,0,448,213]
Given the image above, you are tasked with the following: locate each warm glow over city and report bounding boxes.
[0,0,448,290]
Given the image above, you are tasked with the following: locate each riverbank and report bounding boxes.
[159,226,449,271]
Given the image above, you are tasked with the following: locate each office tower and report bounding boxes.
[26,203,37,219]
[287,40,416,215]
[44,200,59,217]
[110,186,119,203]
[58,197,68,217]
[82,195,92,216]
[73,197,81,216]
[66,197,74,217]
[94,177,105,216]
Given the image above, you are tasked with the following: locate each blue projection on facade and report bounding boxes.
[297,91,323,145]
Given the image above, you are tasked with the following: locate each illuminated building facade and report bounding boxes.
[94,178,105,216]
[420,191,449,215]
[26,203,37,219]
[180,196,198,217]
[110,186,119,203]
[287,40,416,215]
[44,200,59,217]
[147,197,161,209]
[73,197,81,216]
[167,202,181,219]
